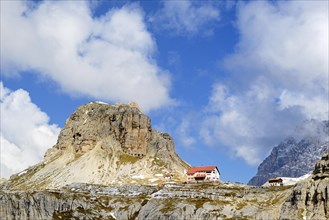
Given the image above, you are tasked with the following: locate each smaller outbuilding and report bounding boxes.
[187,166,220,183]
[267,178,283,186]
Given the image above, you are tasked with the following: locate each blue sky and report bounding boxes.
[1,0,328,183]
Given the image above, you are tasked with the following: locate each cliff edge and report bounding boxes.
[2,102,189,189]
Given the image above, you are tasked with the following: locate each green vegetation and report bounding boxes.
[160,198,178,213]
[151,158,166,167]
[192,198,208,209]
[225,217,250,220]
[6,162,47,190]
[74,153,84,160]
[223,191,238,197]
[150,158,167,174]
[297,208,305,219]
[119,153,139,164]
[236,201,247,210]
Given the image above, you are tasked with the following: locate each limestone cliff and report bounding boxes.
[0,182,293,220]
[2,153,328,220]
[2,102,328,219]
[2,102,189,189]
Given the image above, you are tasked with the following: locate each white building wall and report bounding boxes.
[205,169,220,181]
[187,168,221,182]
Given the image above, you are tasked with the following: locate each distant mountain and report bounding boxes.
[2,102,190,189]
[248,120,329,186]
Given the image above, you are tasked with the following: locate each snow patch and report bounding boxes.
[110,212,117,219]
[280,173,311,185]
[95,101,108,105]
[132,175,145,179]
[262,173,311,186]
[18,170,28,176]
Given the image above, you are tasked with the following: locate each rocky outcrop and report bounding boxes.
[249,120,329,186]
[0,178,7,184]
[2,153,327,220]
[313,152,329,180]
[280,151,329,219]
[53,102,151,157]
[0,182,292,220]
[2,102,189,189]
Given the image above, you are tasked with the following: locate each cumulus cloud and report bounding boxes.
[0,82,60,178]
[202,81,304,165]
[226,1,328,92]
[150,0,220,35]
[176,118,196,148]
[202,1,328,165]
[1,1,172,112]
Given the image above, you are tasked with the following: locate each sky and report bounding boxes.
[0,0,328,183]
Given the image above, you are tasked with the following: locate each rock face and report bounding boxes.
[280,151,329,219]
[53,102,151,157]
[1,104,328,219]
[249,120,329,186]
[313,152,329,180]
[2,154,328,220]
[0,182,292,220]
[2,102,189,189]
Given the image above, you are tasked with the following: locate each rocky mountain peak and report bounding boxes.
[48,102,152,158]
[4,102,189,189]
[248,120,329,186]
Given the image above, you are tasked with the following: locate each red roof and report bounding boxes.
[187,166,218,175]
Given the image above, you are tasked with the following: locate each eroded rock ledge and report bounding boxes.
[280,151,329,220]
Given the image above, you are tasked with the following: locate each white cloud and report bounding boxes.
[203,1,328,165]
[278,91,328,120]
[176,118,196,147]
[202,82,304,165]
[225,1,328,90]
[150,0,220,35]
[1,1,173,112]
[0,82,60,178]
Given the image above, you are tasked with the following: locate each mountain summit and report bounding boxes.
[248,120,329,186]
[4,102,189,189]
